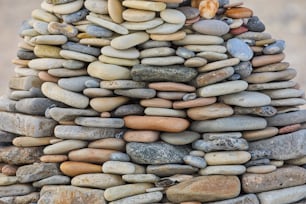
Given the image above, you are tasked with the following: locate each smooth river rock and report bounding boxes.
[267,110,306,126]
[220,91,271,107]
[191,116,267,132]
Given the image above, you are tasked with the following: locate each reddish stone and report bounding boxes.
[279,124,301,134]
[230,26,248,35]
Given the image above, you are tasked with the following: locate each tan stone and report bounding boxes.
[246,165,277,174]
[140,98,172,108]
[173,97,217,109]
[187,103,233,120]
[205,151,251,165]
[13,136,54,147]
[122,1,166,11]
[90,97,129,112]
[124,130,160,143]
[72,173,124,189]
[108,0,124,23]
[60,161,102,177]
[122,9,155,22]
[252,53,286,67]
[166,175,240,203]
[68,148,118,164]
[148,82,195,92]
[150,31,186,41]
[88,138,126,151]
[88,61,131,80]
[40,155,68,163]
[124,116,190,133]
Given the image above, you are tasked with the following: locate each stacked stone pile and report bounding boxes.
[0,0,306,203]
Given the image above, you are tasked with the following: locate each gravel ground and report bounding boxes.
[0,0,305,95]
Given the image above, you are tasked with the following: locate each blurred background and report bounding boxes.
[0,0,305,95]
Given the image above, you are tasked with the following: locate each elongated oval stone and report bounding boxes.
[88,61,131,81]
[193,20,230,36]
[41,82,89,109]
[220,91,271,107]
[124,116,190,133]
[191,116,267,132]
[205,151,251,165]
[131,65,197,82]
[197,80,248,97]
[111,32,149,50]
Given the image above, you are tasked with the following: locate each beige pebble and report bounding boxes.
[150,30,186,41]
[90,97,129,112]
[246,165,277,174]
[111,32,149,50]
[173,34,224,46]
[205,151,251,165]
[187,103,234,120]
[60,50,97,62]
[243,127,279,141]
[88,61,131,81]
[124,130,160,143]
[13,137,54,147]
[140,98,173,108]
[122,1,166,12]
[122,9,156,22]
[99,55,139,66]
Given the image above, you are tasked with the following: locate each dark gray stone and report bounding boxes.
[246,16,265,32]
[62,42,100,57]
[16,163,61,183]
[267,110,306,127]
[127,142,191,165]
[63,8,89,24]
[16,98,61,116]
[131,65,198,82]
[17,50,36,60]
[0,131,16,143]
[113,104,144,117]
[218,0,230,7]
[86,25,113,38]
[249,129,306,160]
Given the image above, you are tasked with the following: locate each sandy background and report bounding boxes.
[0,0,305,95]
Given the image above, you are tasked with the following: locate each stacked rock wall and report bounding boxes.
[0,0,306,203]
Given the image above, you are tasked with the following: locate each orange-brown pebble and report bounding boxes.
[173,97,217,109]
[252,53,285,67]
[12,59,29,67]
[199,0,219,19]
[225,7,253,19]
[140,98,173,108]
[38,71,59,82]
[40,155,68,163]
[230,26,248,35]
[124,130,160,143]
[68,148,118,164]
[88,138,126,151]
[2,165,18,176]
[279,124,301,134]
[124,116,190,133]
[60,161,102,177]
[149,82,196,92]
[191,0,202,8]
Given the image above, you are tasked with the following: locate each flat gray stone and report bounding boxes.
[267,110,306,126]
[58,76,97,92]
[249,129,306,160]
[131,65,198,82]
[206,194,259,204]
[0,96,16,112]
[48,107,99,122]
[16,98,61,116]
[0,184,35,198]
[75,117,124,128]
[33,175,71,188]
[114,88,156,99]
[0,112,57,137]
[54,125,124,140]
[220,91,271,107]
[126,142,191,165]
[191,116,267,133]
[16,163,61,183]
[62,41,100,57]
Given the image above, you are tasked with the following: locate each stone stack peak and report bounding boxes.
[0,0,306,203]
